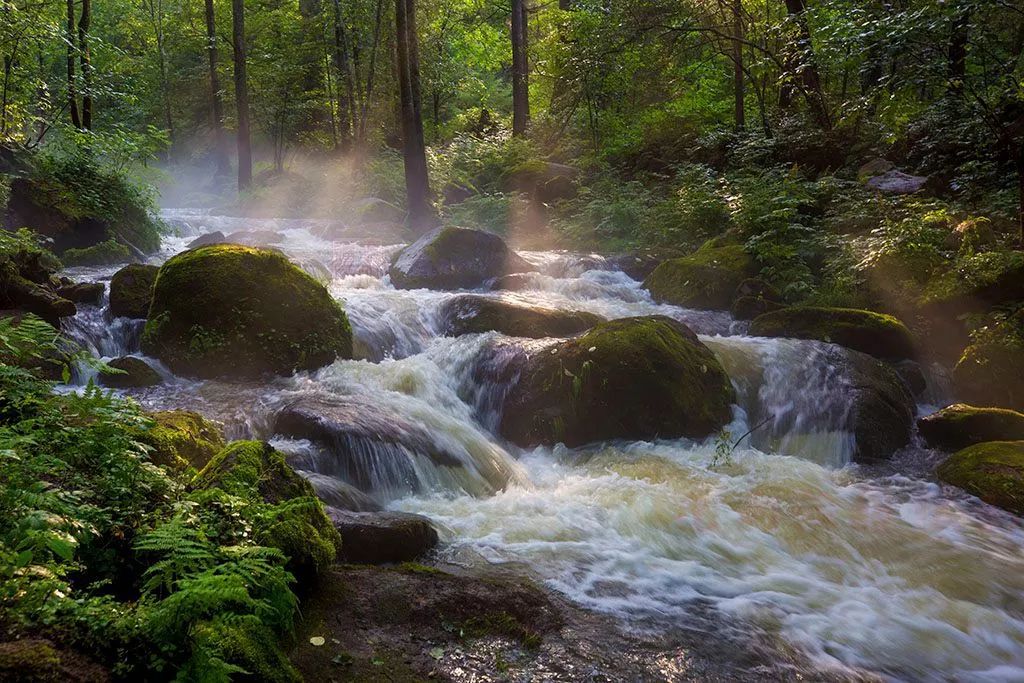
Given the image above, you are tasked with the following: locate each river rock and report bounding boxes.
[389,226,535,290]
[892,358,928,397]
[919,404,1024,451]
[186,231,226,248]
[490,273,536,291]
[56,280,103,305]
[845,351,916,463]
[136,410,225,470]
[866,169,927,194]
[109,264,158,319]
[605,250,681,281]
[223,229,285,246]
[99,356,161,389]
[328,509,439,564]
[141,245,352,378]
[439,295,603,339]
[643,243,756,310]
[937,441,1024,515]
[4,275,75,324]
[499,316,735,447]
[953,340,1024,411]
[749,307,915,360]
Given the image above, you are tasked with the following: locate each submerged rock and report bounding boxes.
[500,316,735,447]
[141,245,352,378]
[137,410,225,470]
[749,307,915,360]
[919,404,1024,451]
[108,264,158,319]
[937,441,1024,515]
[845,351,916,463]
[643,243,755,310]
[439,295,602,339]
[389,226,534,290]
[328,509,439,564]
[99,356,161,388]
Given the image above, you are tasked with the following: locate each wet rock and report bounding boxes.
[108,264,158,319]
[953,340,1024,411]
[846,351,916,463]
[937,441,1024,515]
[892,358,928,397]
[5,276,75,324]
[490,273,536,291]
[643,242,756,310]
[99,356,161,389]
[186,231,226,248]
[223,229,285,246]
[731,295,784,321]
[141,245,352,378]
[605,249,681,281]
[749,307,915,360]
[56,281,103,305]
[328,509,439,564]
[439,295,602,339]
[389,226,535,290]
[136,409,225,470]
[500,316,735,447]
[301,472,382,512]
[919,404,1024,452]
[866,169,927,194]
[61,239,132,266]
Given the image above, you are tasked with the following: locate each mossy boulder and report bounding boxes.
[195,441,342,579]
[56,280,103,305]
[138,410,225,470]
[108,264,158,319]
[499,316,735,447]
[953,341,1024,411]
[98,356,161,388]
[141,245,352,378]
[61,239,131,267]
[642,243,755,310]
[389,226,535,290]
[919,404,1024,451]
[749,307,915,360]
[845,351,916,463]
[439,295,603,339]
[188,616,301,683]
[923,251,1024,314]
[937,441,1024,515]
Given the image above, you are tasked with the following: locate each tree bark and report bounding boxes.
[732,0,744,130]
[232,0,252,191]
[778,0,829,129]
[510,0,529,136]
[205,0,230,176]
[66,0,81,128]
[395,0,433,232]
[332,0,356,152]
[948,9,970,96]
[78,0,92,130]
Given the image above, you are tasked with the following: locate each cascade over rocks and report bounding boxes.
[643,242,756,310]
[389,226,535,290]
[108,264,158,319]
[844,350,916,463]
[749,307,915,360]
[499,316,735,447]
[141,245,352,378]
[919,404,1024,451]
[937,441,1024,515]
[439,295,603,338]
[327,509,439,564]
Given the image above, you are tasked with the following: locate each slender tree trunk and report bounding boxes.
[1017,144,1024,248]
[66,0,81,128]
[332,0,356,152]
[510,0,529,136]
[779,0,829,129]
[232,0,252,190]
[205,0,230,176]
[948,9,970,96]
[78,0,92,130]
[359,0,385,143]
[148,0,174,160]
[732,0,745,130]
[395,0,433,231]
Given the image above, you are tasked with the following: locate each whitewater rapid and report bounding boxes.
[61,210,1024,682]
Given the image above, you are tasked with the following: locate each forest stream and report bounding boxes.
[60,211,1024,682]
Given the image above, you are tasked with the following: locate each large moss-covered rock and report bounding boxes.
[919,404,1024,451]
[439,295,602,339]
[98,356,161,388]
[499,316,735,447]
[749,306,915,360]
[953,341,1024,411]
[937,441,1024,515]
[138,410,225,470]
[141,245,352,378]
[845,350,916,463]
[389,226,535,290]
[109,264,158,319]
[642,243,755,310]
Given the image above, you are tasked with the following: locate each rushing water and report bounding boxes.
[62,210,1024,682]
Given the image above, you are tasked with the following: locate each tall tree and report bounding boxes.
[732,0,744,130]
[205,0,230,176]
[778,0,829,129]
[331,0,356,152]
[232,0,252,190]
[66,0,81,128]
[510,0,529,136]
[395,0,433,231]
[78,0,92,129]
[947,8,970,96]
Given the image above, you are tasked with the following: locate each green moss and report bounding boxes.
[61,239,131,267]
[919,404,1024,451]
[0,639,61,681]
[188,615,302,683]
[195,440,310,502]
[953,340,1024,411]
[137,410,225,471]
[748,306,915,359]
[642,243,755,309]
[259,497,342,579]
[923,251,1024,312]
[500,315,735,447]
[459,611,542,649]
[109,264,158,318]
[937,441,1024,515]
[140,244,353,378]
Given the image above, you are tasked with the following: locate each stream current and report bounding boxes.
[61,210,1024,682]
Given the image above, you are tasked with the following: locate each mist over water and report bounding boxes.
[63,209,1024,681]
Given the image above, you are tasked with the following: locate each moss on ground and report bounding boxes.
[937,441,1024,515]
[136,409,225,470]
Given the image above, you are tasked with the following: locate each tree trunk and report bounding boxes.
[205,0,230,176]
[510,0,529,136]
[395,0,433,232]
[332,0,356,152]
[359,0,385,144]
[66,0,81,128]
[1017,143,1024,248]
[78,0,92,130]
[232,0,252,191]
[732,0,744,130]
[948,9,970,96]
[779,0,829,129]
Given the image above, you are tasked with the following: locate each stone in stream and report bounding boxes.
[109,264,158,319]
[327,508,438,564]
[643,241,756,310]
[937,441,1024,515]
[500,316,735,447]
[98,356,161,389]
[56,280,104,305]
[186,231,226,248]
[843,350,916,463]
[389,226,535,290]
[748,306,915,360]
[605,249,681,281]
[919,404,1024,451]
[141,245,352,378]
[439,295,603,339]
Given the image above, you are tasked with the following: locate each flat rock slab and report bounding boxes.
[328,509,439,564]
